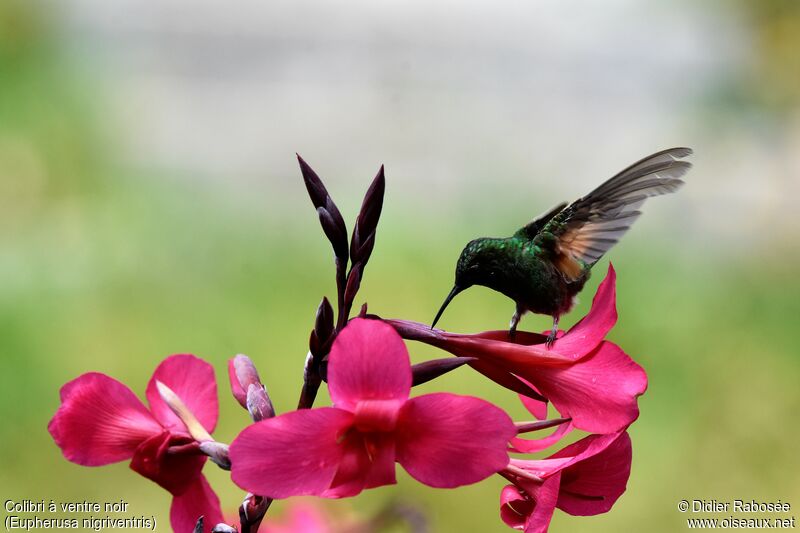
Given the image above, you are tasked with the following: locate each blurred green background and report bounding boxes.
[2,0,799,531]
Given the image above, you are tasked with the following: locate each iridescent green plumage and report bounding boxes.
[432,148,693,345]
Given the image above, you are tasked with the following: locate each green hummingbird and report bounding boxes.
[431,147,693,345]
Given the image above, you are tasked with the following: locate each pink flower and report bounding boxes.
[48,355,224,532]
[500,432,632,533]
[230,318,516,499]
[387,265,647,434]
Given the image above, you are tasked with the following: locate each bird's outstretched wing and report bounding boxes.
[537,147,693,280]
[514,202,568,240]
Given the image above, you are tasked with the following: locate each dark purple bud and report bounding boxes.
[350,165,385,264]
[296,154,328,209]
[343,264,362,308]
[358,302,368,317]
[308,329,322,355]
[353,231,376,268]
[198,441,231,470]
[239,494,271,533]
[246,383,275,421]
[297,352,321,409]
[297,155,349,261]
[314,297,334,346]
[309,330,321,358]
[412,357,476,386]
[193,516,204,533]
[317,207,349,260]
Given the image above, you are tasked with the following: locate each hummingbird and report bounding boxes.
[431,147,693,346]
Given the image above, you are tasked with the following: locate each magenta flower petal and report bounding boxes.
[525,342,647,433]
[387,319,593,369]
[396,325,645,433]
[396,393,515,488]
[319,432,397,498]
[549,264,617,356]
[507,432,633,523]
[469,359,547,401]
[363,433,397,490]
[327,319,412,411]
[501,474,562,533]
[500,485,529,530]
[48,373,163,466]
[552,432,632,516]
[146,354,219,433]
[230,407,355,498]
[169,475,224,533]
[520,393,548,420]
[318,431,372,498]
[129,431,206,495]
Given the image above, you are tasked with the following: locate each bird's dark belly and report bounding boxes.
[486,260,589,317]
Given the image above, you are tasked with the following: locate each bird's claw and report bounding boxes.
[507,325,517,341]
[544,317,560,349]
[545,331,557,349]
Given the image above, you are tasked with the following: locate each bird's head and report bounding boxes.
[431,239,497,329]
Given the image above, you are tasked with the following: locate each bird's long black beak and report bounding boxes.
[431,285,464,329]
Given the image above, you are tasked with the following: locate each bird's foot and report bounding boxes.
[508,308,521,341]
[545,316,560,349]
[508,327,517,341]
[545,330,557,349]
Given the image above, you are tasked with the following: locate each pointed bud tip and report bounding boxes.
[154,380,174,403]
[155,380,213,443]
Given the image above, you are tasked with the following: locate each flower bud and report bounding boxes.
[350,165,384,265]
[228,355,262,409]
[242,494,270,522]
[239,493,271,533]
[246,383,275,421]
[297,154,349,262]
[314,297,334,343]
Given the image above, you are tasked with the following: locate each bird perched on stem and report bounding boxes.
[431,147,693,346]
